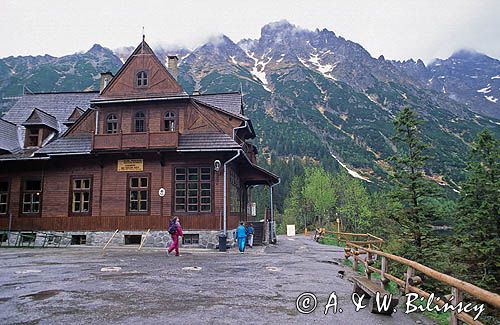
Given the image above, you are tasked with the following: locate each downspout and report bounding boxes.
[269,178,281,244]
[223,149,242,236]
[233,120,248,142]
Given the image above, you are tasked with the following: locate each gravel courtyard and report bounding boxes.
[0,235,433,324]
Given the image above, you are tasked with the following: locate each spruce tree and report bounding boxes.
[390,106,435,260]
[455,129,499,292]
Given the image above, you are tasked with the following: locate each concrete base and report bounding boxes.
[2,230,238,249]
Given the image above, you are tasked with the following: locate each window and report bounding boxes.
[134,111,146,132]
[182,234,199,245]
[107,114,118,134]
[22,179,42,214]
[175,167,211,213]
[0,180,9,215]
[164,112,175,131]
[71,235,86,245]
[71,177,92,215]
[136,71,148,87]
[26,128,40,147]
[230,169,241,214]
[128,175,149,213]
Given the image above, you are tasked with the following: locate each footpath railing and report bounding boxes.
[314,229,500,325]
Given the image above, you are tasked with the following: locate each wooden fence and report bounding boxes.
[315,229,500,325]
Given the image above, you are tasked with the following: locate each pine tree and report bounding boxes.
[455,129,499,292]
[389,106,435,260]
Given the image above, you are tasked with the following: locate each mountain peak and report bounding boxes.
[86,44,111,55]
[449,49,483,60]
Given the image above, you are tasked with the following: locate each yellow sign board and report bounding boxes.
[117,159,144,172]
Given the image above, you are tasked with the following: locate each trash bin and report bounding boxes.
[218,234,227,252]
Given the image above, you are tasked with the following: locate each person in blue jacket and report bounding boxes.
[236,222,247,253]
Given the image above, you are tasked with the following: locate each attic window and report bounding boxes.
[136,71,148,87]
[26,128,40,147]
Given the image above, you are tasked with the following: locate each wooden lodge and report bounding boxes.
[0,39,279,247]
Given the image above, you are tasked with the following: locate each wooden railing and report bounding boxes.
[315,229,500,325]
[92,131,178,150]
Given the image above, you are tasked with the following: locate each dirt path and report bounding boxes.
[0,235,434,324]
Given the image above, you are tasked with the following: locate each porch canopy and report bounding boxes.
[233,154,279,186]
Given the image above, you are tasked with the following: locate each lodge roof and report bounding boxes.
[193,92,243,117]
[35,134,92,156]
[0,118,21,153]
[3,91,99,134]
[178,132,241,151]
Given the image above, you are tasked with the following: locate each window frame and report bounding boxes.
[133,111,147,133]
[164,111,176,132]
[68,176,93,216]
[0,178,10,216]
[127,173,151,215]
[230,168,242,214]
[173,166,212,214]
[26,127,40,147]
[20,177,43,217]
[136,70,149,88]
[106,113,119,134]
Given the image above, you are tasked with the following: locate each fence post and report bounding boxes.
[405,266,414,294]
[380,256,388,289]
[450,287,462,325]
[353,247,358,272]
[336,218,340,246]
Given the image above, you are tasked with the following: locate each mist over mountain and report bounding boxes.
[1,21,499,191]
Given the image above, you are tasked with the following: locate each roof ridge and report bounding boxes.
[192,91,241,96]
[32,107,58,119]
[27,90,100,95]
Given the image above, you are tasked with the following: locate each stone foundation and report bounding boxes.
[2,230,238,249]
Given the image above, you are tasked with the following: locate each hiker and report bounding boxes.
[247,223,254,248]
[236,222,247,254]
[167,217,183,256]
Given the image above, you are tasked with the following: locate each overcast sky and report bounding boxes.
[1,0,499,63]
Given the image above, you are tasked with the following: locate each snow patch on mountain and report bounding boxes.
[298,53,337,80]
[485,95,498,103]
[245,50,271,92]
[330,153,372,182]
[477,85,491,94]
[491,75,500,79]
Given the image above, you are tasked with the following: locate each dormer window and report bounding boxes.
[136,71,148,87]
[164,112,175,131]
[106,114,118,134]
[26,127,40,147]
[134,111,146,132]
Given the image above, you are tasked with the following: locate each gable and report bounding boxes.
[67,107,84,122]
[100,40,185,99]
[22,108,59,131]
[186,100,243,136]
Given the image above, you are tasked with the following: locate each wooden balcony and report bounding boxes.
[92,131,178,151]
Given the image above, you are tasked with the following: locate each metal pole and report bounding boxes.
[270,185,274,243]
[223,150,241,236]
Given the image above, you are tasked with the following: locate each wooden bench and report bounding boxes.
[352,276,399,315]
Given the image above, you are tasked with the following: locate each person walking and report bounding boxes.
[167,217,183,256]
[247,223,254,248]
[236,222,247,254]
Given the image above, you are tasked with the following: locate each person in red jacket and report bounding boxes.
[167,217,184,256]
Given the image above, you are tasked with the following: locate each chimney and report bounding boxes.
[167,55,179,80]
[99,72,114,94]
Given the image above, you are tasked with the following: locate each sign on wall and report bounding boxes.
[117,159,144,172]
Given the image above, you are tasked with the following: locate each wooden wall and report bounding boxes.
[0,152,240,231]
